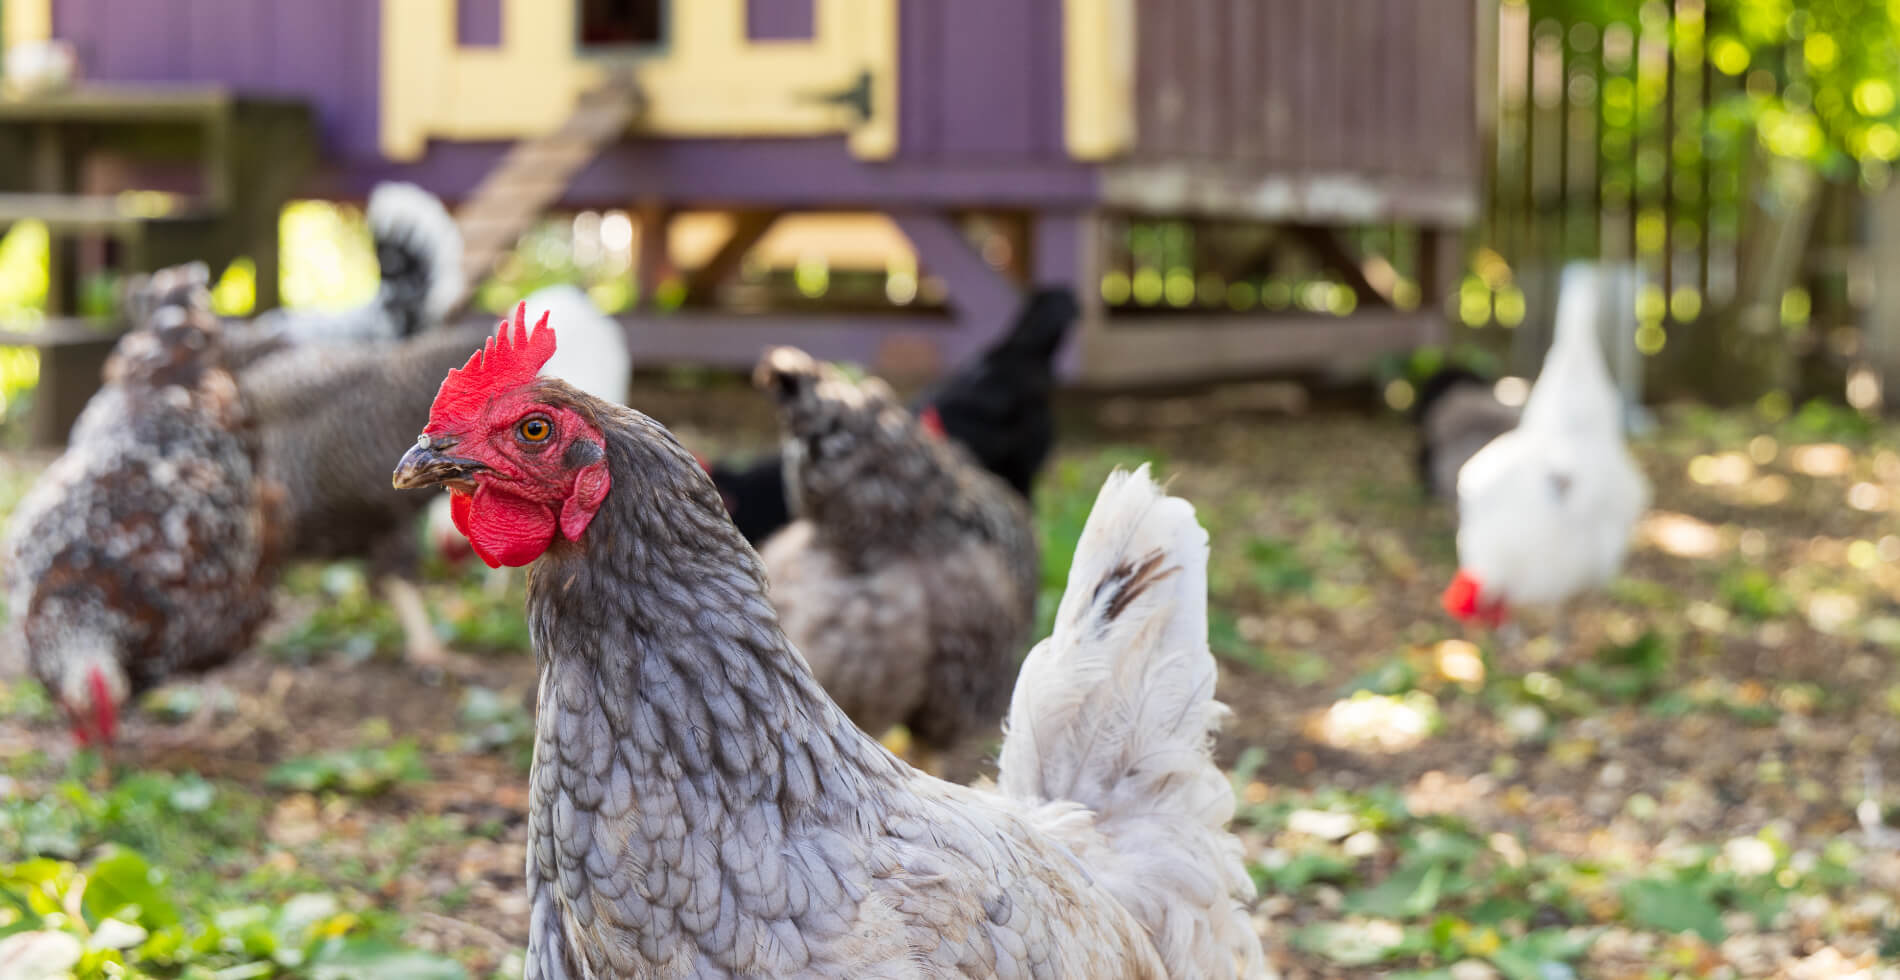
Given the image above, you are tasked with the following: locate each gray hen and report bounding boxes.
[752,346,1039,774]
[390,316,1263,974]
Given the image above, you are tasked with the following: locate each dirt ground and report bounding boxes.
[4,381,1899,979]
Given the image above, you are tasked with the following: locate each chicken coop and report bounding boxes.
[6,0,1480,387]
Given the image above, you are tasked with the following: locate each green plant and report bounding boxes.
[266,742,428,796]
[1718,567,1796,621]
[0,851,464,979]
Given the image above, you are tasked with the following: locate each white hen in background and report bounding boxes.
[424,284,630,579]
[1443,263,1650,632]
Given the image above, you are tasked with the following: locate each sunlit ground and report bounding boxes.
[4,387,1899,979]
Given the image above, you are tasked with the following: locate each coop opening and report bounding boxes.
[578,0,666,50]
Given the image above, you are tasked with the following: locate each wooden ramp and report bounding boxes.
[450,72,643,311]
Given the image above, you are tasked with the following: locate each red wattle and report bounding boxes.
[560,461,610,543]
[919,405,946,440]
[449,491,473,538]
[465,487,559,568]
[1442,569,1484,621]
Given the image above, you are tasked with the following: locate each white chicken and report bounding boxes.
[423,283,630,586]
[1444,263,1650,632]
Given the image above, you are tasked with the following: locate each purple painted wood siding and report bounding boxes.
[459,0,503,47]
[1132,0,1478,182]
[746,0,812,40]
[897,0,1066,162]
[316,137,1099,208]
[52,0,382,160]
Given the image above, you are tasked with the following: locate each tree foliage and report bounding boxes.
[1528,0,1900,178]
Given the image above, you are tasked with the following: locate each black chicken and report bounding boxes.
[708,287,1078,544]
[1413,365,1520,501]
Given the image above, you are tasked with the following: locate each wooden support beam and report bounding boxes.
[1287,223,1393,308]
[889,210,1022,370]
[680,210,781,306]
[1078,312,1439,387]
[1202,226,1284,284]
[2,319,122,447]
[1029,210,1098,383]
[1415,228,1460,349]
[580,310,956,375]
[1865,182,1900,413]
[635,200,674,311]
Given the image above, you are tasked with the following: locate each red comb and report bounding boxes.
[428,302,557,432]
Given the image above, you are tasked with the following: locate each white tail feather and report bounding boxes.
[997,465,1266,978]
[367,181,464,322]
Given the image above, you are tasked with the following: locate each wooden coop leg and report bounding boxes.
[635,201,675,311]
[1867,182,1900,412]
[1417,227,1463,347]
[679,210,781,307]
[1029,210,1100,383]
[32,124,78,315]
[1288,224,1395,309]
[891,211,1022,373]
[29,336,115,448]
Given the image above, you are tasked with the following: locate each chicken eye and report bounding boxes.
[518,416,552,443]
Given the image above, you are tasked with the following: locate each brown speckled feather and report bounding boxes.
[3,267,288,707]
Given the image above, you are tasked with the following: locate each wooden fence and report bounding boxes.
[1477,0,1865,402]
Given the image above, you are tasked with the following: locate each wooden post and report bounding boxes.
[32,122,77,315]
[679,210,780,306]
[1030,209,1097,383]
[1418,227,1461,348]
[635,201,674,311]
[1865,181,1900,413]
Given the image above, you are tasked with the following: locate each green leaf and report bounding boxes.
[1621,877,1725,942]
[1488,928,1597,980]
[80,849,180,930]
[264,757,333,793]
[1263,852,1356,891]
[1348,859,1449,918]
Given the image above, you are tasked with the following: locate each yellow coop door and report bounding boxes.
[381,0,896,161]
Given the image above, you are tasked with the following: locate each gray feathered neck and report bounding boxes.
[524,400,908,818]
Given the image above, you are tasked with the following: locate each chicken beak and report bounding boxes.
[393,434,487,491]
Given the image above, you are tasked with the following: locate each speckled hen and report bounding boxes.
[3,265,288,745]
[752,346,1040,772]
[392,308,1266,978]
